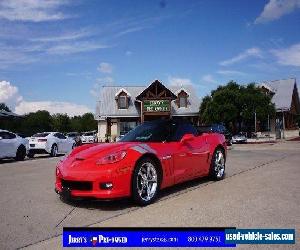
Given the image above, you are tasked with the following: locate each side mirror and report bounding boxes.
[180,134,195,144]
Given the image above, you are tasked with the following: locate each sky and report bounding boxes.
[0,0,300,116]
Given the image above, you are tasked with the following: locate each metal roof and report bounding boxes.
[95,84,200,119]
[0,110,22,118]
[260,78,297,111]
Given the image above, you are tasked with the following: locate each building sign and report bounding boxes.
[143,100,170,112]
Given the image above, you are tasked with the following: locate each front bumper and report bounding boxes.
[232,139,247,143]
[55,161,133,199]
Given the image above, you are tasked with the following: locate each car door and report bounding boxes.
[56,133,66,153]
[0,132,8,158]
[191,133,210,177]
[170,122,201,184]
[53,133,63,153]
[58,133,71,152]
[0,132,18,157]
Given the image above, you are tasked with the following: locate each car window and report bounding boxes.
[84,132,94,136]
[171,122,198,141]
[56,133,66,139]
[33,133,49,137]
[67,133,78,137]
[0,132,16,139]
[197,126,212,133]
[121,120,171,142]
[219,125,225,133]
[211,124,219,133]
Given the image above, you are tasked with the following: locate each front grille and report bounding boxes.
[61,179,92,191]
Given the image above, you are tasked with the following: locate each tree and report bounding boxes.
[199,81,275,133]
[79,113,97,132]
[52,113,71,132]
[1,105,98,135]
[20,110,53,136]
[70,116,83,132]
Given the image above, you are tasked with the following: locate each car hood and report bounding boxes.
[67,142,138,161]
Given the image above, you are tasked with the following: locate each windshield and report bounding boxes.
[197,126,212,133]
[67,133,77,137]
[120,120,170,142]
[83,132,94,136]
[32,133,50,137]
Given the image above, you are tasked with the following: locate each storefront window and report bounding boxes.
[120,121,137,135]
[118,96,127,109]
[179,96,187,108]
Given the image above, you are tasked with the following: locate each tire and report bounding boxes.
[132,157,160,206]
[209,148,226,180]
[15,145,26,161]
[50,144,58,157]
[27,152,35,158]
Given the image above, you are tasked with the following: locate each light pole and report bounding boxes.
[282,108,285,139]
[254,109,257,133]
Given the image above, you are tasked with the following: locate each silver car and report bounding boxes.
[232,132,247,144]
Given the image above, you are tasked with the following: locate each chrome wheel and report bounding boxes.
[137,162,158,202]
[52,145,58,157]
[215,150,225,178]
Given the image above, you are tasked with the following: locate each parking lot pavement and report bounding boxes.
[0,142,299,249]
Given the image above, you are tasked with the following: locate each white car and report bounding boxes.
[28,132,75,158]
[0,129,29,161]
[81,131,97,144]
[232,132,247,144]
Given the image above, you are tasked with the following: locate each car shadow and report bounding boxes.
[60,196,135,211]
[26,154,63,161]
[158,176,211,201]
[59,176,212,210]
[0,154,62,164]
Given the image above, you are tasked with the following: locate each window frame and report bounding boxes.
[170,122,198,142]
[118,95,127,109]
[0,132,16,139]
[177,90,188,108]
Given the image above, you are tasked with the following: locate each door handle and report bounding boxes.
[179,153,186,157]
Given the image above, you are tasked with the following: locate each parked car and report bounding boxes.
[0,129,29,161]
[115,131,129,142]
[198,124,232,145]
[232,132,247,144]
[81,131,97,144]
[28,132,75,158]
[55,119,227,205]
[115,134,125,142]
[66,132,82,146]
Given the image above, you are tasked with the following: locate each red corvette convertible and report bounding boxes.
[55,119,227,205]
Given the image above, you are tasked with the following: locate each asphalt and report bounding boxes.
[0,141,299,249]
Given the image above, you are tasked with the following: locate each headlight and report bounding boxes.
[96,151,127,165]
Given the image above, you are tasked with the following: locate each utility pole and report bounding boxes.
[268,114,270,141]
[254,110,257,133]
[282,109,285,139]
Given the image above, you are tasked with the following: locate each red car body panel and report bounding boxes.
[55,133,226,199]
